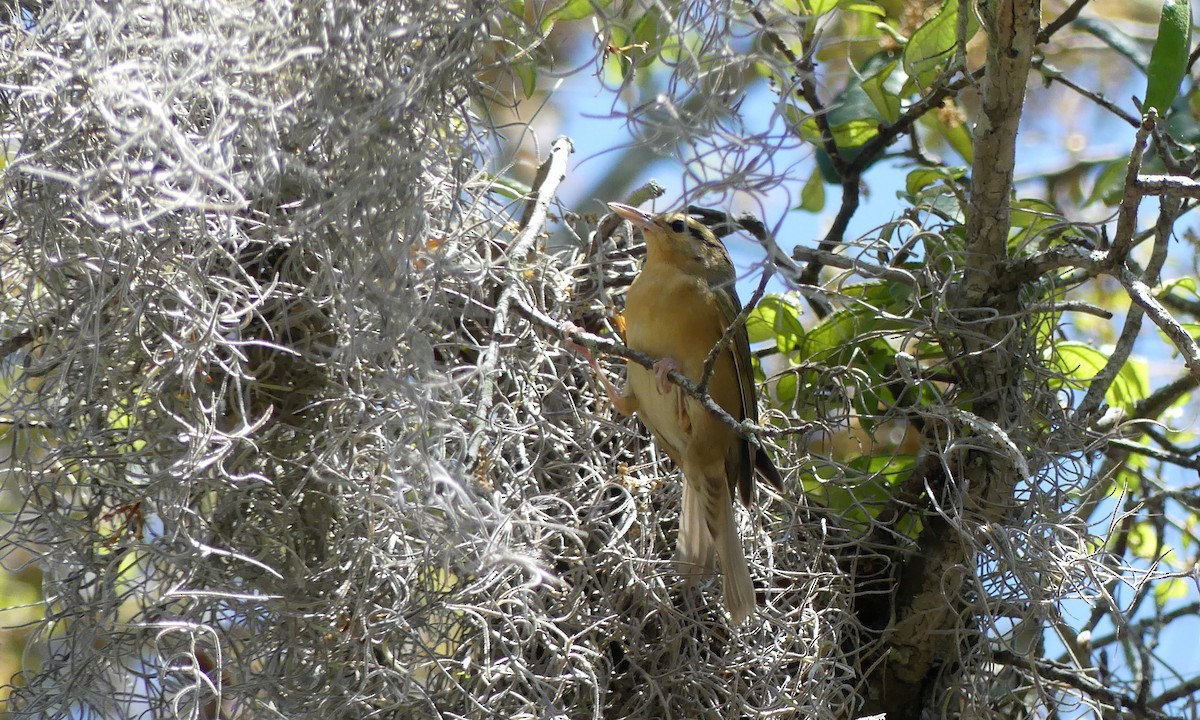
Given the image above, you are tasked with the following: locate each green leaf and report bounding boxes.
[905,191,960,222]
[839,279,915,313]
[1161,277,1200,319]
[801,305,881,362]
[1144,0,1192,114]
[1050,342,1147,412]
[746,295,806,350]
[902,0,979,89]
[922,109,974,163]
[632,6,663,51]
[808,0,840,15]
[514,57,538,98]
[804,454,918,535]
[800,117,880,148]
[1085,158,1129,207]
[773,370,799,407]
[1053,342,1106,381]
[489,175,533,200]
[801,52,900,178]
[550,0,603,22]
[1126,521,1158,560]
[1076,17,1152,68]
[540,0,607,32]
[841,0,886,17]
[1011,198,1063,240]
[905,166,964,196]
[1111,359,1149,412]
[783,103,808,132]
[861,61,902,123]
[1162,275,1199,298]
[799,168,826,212]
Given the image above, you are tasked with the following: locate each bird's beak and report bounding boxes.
[608,202,653,229]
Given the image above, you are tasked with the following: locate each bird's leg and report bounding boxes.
[653,358,690,435]
[563,322,636,416]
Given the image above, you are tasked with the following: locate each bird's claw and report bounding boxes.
[562,321,591,359]
[653,358,683,396]
[653,357,691,434]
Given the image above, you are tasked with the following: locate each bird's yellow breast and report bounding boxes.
[623,258,742,462]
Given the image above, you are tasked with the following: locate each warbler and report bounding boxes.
[581,202,784,624]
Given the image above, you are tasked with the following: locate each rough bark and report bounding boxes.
[863,1,1043,716]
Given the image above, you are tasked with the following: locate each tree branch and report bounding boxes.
[993,650,1184,720]
[963,0,1043,302]
[1078,193,1176,418]
[468,136,574,466]
[1109,115,1155,266]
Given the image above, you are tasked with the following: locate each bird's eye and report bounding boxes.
[669,219,686,233]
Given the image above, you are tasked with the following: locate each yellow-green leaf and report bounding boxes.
[1155,577,1190,609]
[808,0,839,16]
[1085,158,1129,207]
[799,168,826,212]
[923,109,974,163]
[841,0,886,17]
[1051,341,1147,412]
[514,57,537,98]
[902,0,979,89]
[747,295,805,350]
[800,117,880,148]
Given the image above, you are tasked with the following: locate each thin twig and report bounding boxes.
[1078,193,1177,418]
[1037,62,1141,128]
[791,244,923,288]
[1037,0,1092,44]
[1107,437,1200,470]
[1109,114,1156,265]
[992,650,1182,720]
[1117,264,1200,382]
[468,136,573,466]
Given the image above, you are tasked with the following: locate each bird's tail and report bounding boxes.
[677,479,715,579]
[714,498,754,625]
[679,472,755,624]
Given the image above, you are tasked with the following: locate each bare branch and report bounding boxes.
[1078,193,1177,418]
[1136,175,1200,198]
[993,650,1184,720]
[1117,265,1200,382]
[1110,115,1156,266]
[468,136,574,466]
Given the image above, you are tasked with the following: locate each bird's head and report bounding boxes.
[607,202,730,276]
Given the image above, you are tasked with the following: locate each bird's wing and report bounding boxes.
[708,276,756,504]
[711,275,784,501]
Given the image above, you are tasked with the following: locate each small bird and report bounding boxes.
[575,202,783,624]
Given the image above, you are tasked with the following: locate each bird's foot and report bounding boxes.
[561,321,592,359]
[653,357,683,395]
[563,321,634,415]
[652,357,689,433]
